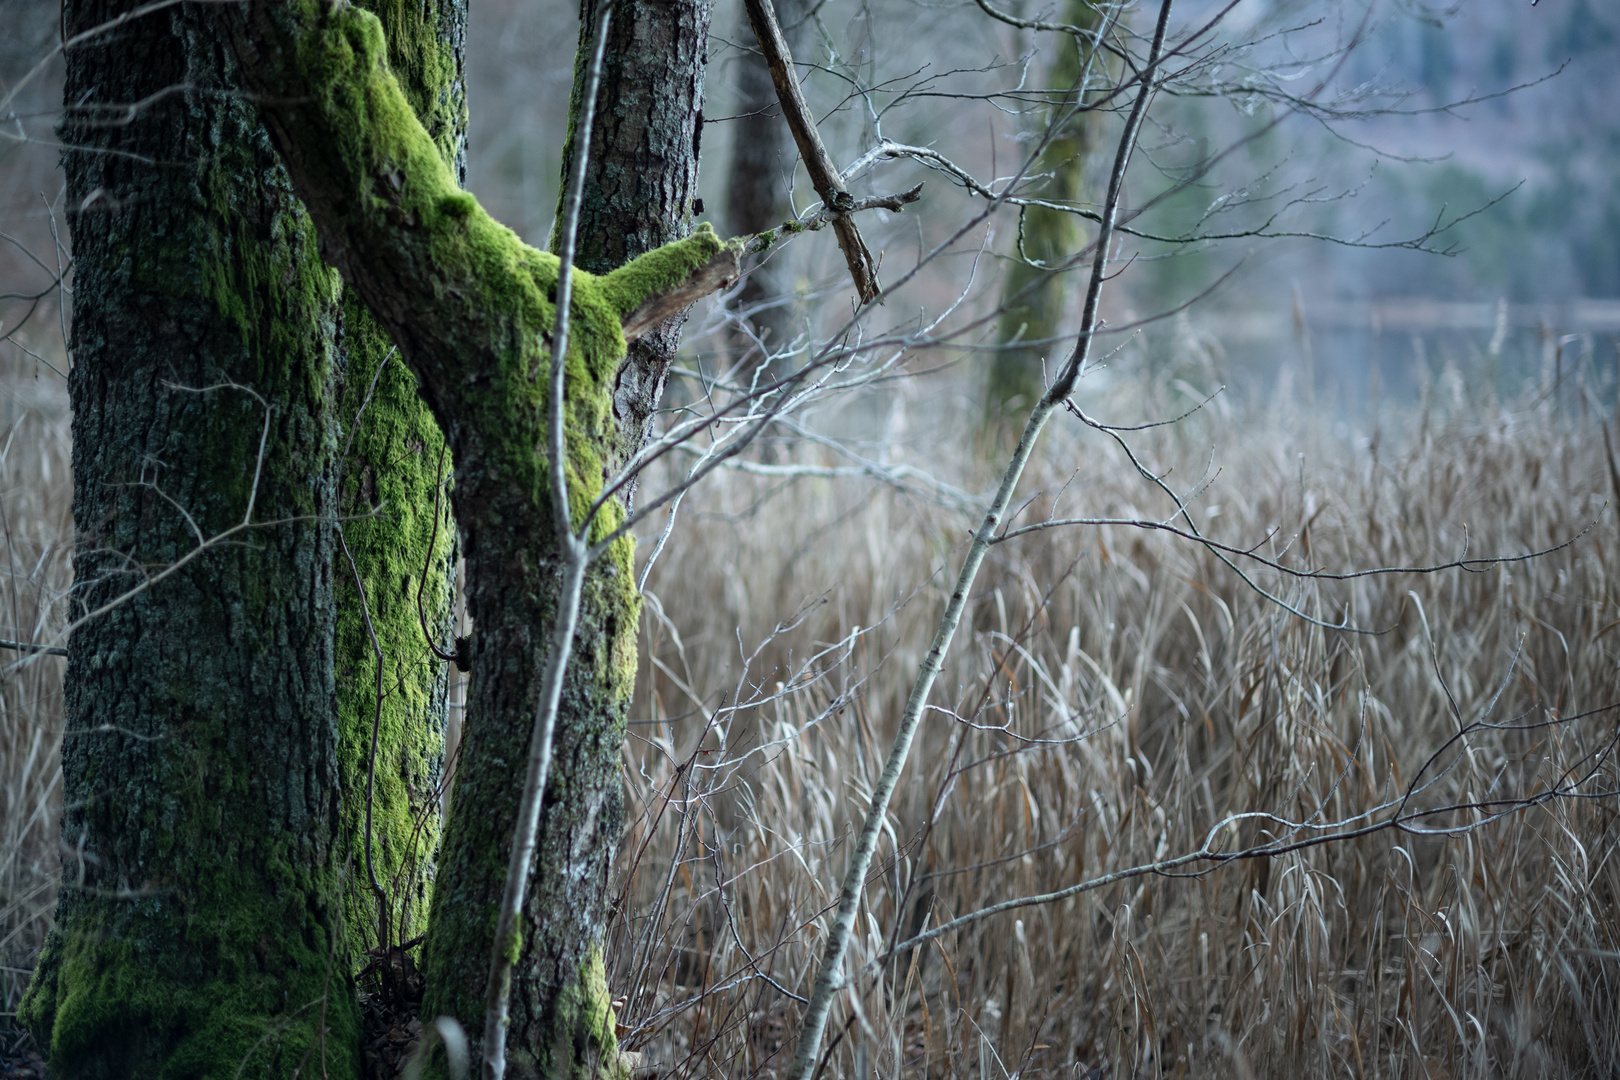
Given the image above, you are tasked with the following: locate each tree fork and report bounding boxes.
[218,3,729,1073]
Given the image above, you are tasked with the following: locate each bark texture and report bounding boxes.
[333,0,466,959]
[217,5,722,1073]
[559,0,712,476]
[19,2,357,1075]
[990,2,1104,417]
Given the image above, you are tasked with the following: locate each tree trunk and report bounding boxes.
[18,2,358,1074]
[216,6,720,1074]
[726,0,811,367]
[422,0,713,1071]
[990,2,1104,418]
[560,0,713,477]
[333,0,466,965]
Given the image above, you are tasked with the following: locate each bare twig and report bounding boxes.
[480,5,612,1077]
[0,638,66,657]
[742,0,883,303]
[745,183,925,255]
[782,4,1175,1078]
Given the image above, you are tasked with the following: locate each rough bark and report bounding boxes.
[333,0,466,961]
[18,2,358,1074]
[559,0,712,477]
[990,1,1104,417]
[726,0,810,364]
[217,5,723,1074]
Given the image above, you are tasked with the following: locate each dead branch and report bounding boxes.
[742,0,883,304]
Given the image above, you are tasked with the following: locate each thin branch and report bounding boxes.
[873,715,1620,966]
[0,638,67,657]
[744,183,925,255]
[993,509,1599,581]
[743,0,882,303]
[480,5,611,1077]
[783,4,1175,1077]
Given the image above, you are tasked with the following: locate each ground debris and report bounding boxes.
[359,938,428,1079]
[0,1027,47,1080]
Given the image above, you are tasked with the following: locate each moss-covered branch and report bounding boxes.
[222,1,724,469]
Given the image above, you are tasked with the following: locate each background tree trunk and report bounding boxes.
[18,2,358,1074]
[726,0,812,370]
[989,1,1104,419]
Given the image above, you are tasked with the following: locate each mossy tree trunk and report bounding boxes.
[18,1,360,1074]
[561,0,713,475]
[219,4,723,1075]
[989,0,1104,418]
[332,0,466,962]
[417,3,713,1071]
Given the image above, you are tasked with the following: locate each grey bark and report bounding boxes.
[558,0,713,479]
[19,1,357,1074]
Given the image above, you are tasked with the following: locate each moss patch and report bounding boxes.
[334,293,456,956]
[235,7,736,1075]
[546,947,627,1080]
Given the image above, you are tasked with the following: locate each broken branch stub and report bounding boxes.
[620,245,742,342]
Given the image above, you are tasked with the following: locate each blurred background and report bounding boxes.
[5,0,1617,399]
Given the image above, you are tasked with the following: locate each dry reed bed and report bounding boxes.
[614,366,1620,1079]
[0,356,1616,1079]
[0,374,71,1035]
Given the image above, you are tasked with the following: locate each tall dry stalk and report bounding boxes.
[609,350,1620,1078]
[0,371,71,1043]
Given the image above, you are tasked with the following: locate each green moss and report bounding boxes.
[333,293,456,957]
[357,0,467,169]
[439,190,476,218]
[259,9,739,1072]
[24,700,360,1077]
[331,0,464,964]
[546,947,626,1080]
[26,883,358,1079]
[501,927,523,965]
[597,224,727,317]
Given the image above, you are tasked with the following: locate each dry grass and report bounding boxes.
[0,366,70,1033]
[610,343,1620,1079]
[2,329,1619,1080]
